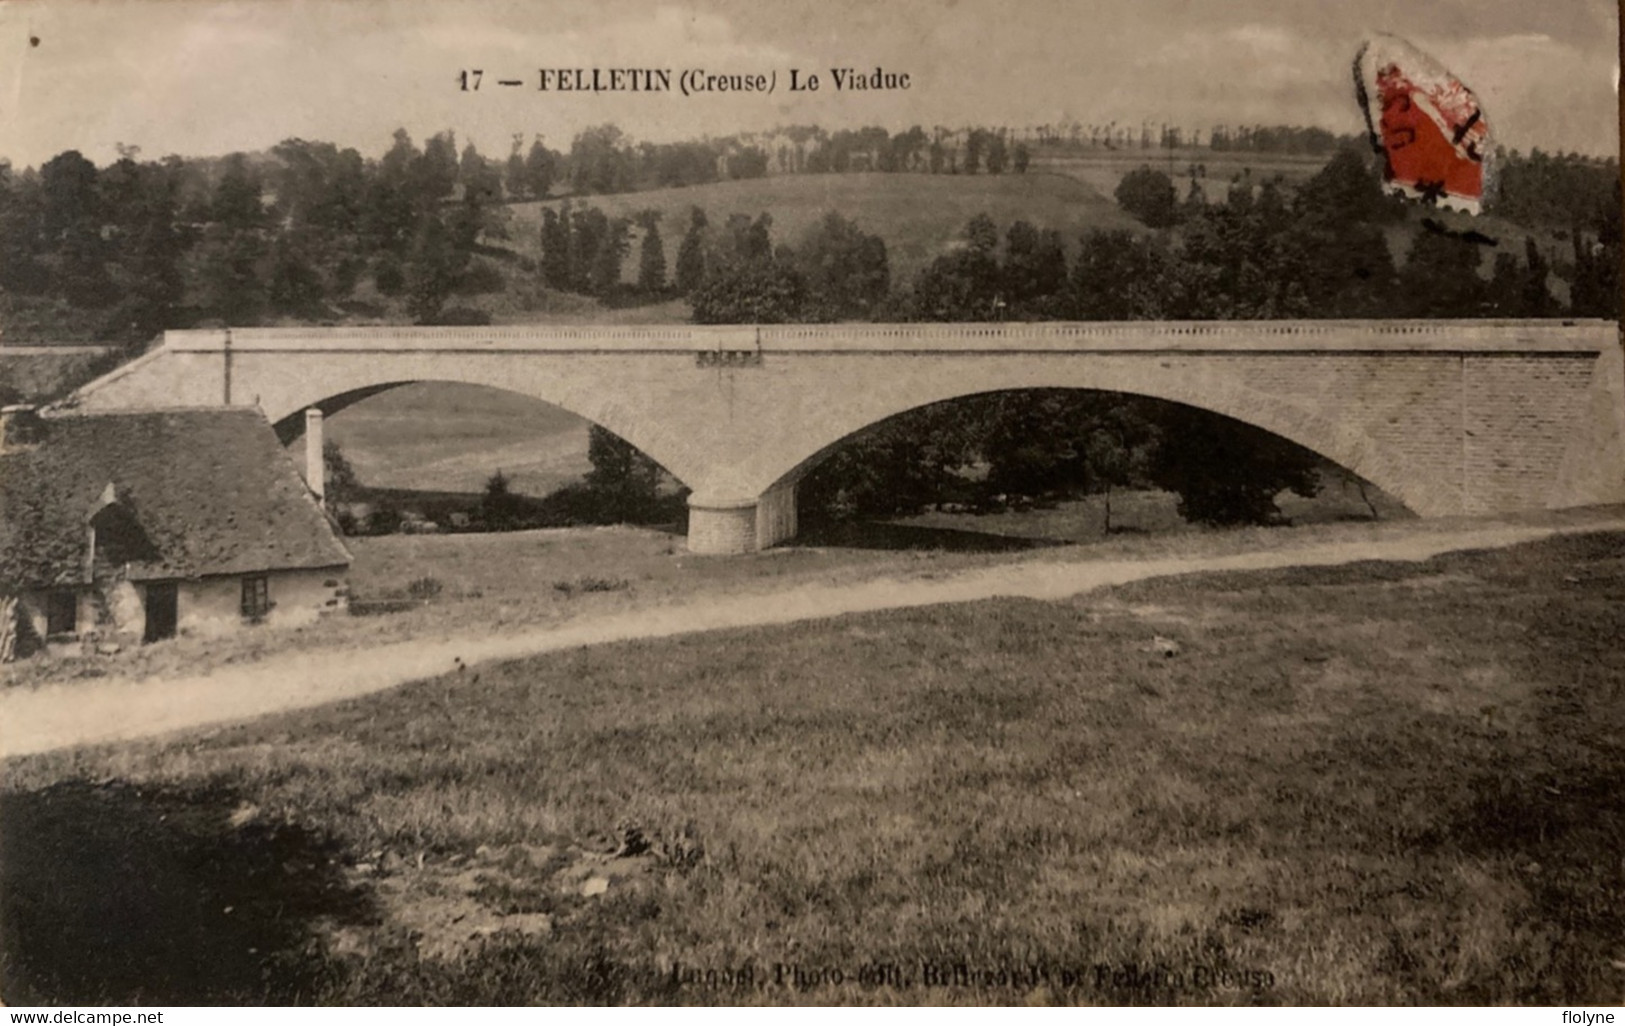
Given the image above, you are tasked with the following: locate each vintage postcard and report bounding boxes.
[0,0,1621,1009]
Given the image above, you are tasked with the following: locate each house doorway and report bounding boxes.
[143,583,177,643]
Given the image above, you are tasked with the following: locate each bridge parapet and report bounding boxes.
[156,320,1619,355]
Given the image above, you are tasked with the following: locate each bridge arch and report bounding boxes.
[255,375,700,494]
[749,366,1436,521]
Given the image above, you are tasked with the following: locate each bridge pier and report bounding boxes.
[687,480,799,555]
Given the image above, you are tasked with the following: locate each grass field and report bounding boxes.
[2,528,1621,1005]
[318,383,593,497]
[508,172,1142,287]
[0,492,1588,698]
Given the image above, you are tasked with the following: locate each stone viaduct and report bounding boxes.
[65,320,1625,554]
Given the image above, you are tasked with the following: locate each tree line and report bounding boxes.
[0,130,521,345]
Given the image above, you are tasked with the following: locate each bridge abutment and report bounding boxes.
[687,495,760,555]
[686,480,800,555]
[756,479,799,550]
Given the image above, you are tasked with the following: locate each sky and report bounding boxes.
[0,0,1617,168]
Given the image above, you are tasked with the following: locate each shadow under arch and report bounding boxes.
[763,383,1423,520]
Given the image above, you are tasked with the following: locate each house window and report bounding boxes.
[45,591,77,636]
[241,576,270,620]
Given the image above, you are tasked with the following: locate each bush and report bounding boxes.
[406,576,444,600]
[1115,167,1181,228]
[553,576,630,598]
[348,597,419,617]
[365,507,403,535]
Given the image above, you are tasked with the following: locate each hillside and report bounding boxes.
[507,171,1143,286]
[318,383,592,497]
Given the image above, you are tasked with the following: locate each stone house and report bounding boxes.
[0,405,350,655]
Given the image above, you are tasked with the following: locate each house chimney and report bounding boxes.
[0,405,40,454]
[304,407,325,500]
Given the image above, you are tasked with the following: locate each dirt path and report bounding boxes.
[4,519,1621,759]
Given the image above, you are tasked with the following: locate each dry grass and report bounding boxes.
[3,530,1622,1005]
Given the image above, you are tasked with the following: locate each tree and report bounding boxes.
[540,207,573,289]
[569,125,632,194]
[362,129,421,253]
[1299,146,1401,226]
[1567,178,1621,317]
[40,150,101,235]
[584,424,662,520]
[1399,228,1488,317]
[211,153,265,230]
[790,212,890,320]
[459,142,504,208]
[114,178,189,341]
[569,205,608,293]
[1178,197,1306,319]
[910,215,1003,321]
[1070,230,1180,319]
[690,261,806,323]
[798,398,981,520]
[636,210,666,293]
[505,134,528,199]
[1182,179,1208,220]
[1114,166,1180,227]
[1002,220,1067,314]
[986,133,1009,174]
[1271,149,1400,318]
[1012,143,1031,174]
[480,470,525,530]
[964,131,985,174]
[718,212,774,266]
[403,214,467,323]
[1520,237,1554,316]
[728,146,769,179]
[965,213,998,255]
[417,131,460,204]
[38,150,115,308]
[268,231,326,315]
[196,223,267,323]
[525,138,557,200]
[1255,176,1289,232]
[675,207,708,294]
[1084,398,1159,532]
[0,164,49,295]
[588,215,630,297]
[1148,407,1319,526]
[322,440,361,524]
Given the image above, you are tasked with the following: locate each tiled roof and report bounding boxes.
[0,408,350,590]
